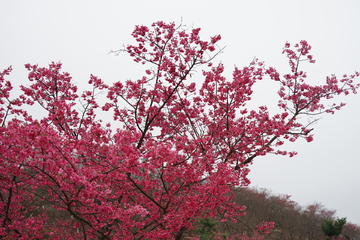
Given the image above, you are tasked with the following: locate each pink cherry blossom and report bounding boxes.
[0,21,358,239]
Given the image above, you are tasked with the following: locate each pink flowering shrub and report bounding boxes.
[0,21,359,239]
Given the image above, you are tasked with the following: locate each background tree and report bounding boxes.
[201,187,358,240]
[342,222,360,240]
[195,218,218,240]
[297,202,337,240]
[322,217,347,240]
[1,21,359,239]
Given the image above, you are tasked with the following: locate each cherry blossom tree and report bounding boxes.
[342,222,360,240]
[0,21,359,239]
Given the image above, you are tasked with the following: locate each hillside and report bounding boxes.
[184,187,360,240]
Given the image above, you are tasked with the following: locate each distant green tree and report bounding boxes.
[321,217,347,239]
[196,218,218,240]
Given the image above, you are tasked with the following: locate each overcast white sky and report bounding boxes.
[1,0,359,225]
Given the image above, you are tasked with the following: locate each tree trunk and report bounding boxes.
[174,226,187,240]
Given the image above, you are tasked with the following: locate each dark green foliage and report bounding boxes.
[196,218,217,240]
[321,217,347,239]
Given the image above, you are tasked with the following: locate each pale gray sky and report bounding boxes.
[1,0,359,225]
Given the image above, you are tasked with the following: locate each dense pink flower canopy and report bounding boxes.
[0,21,358,239]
